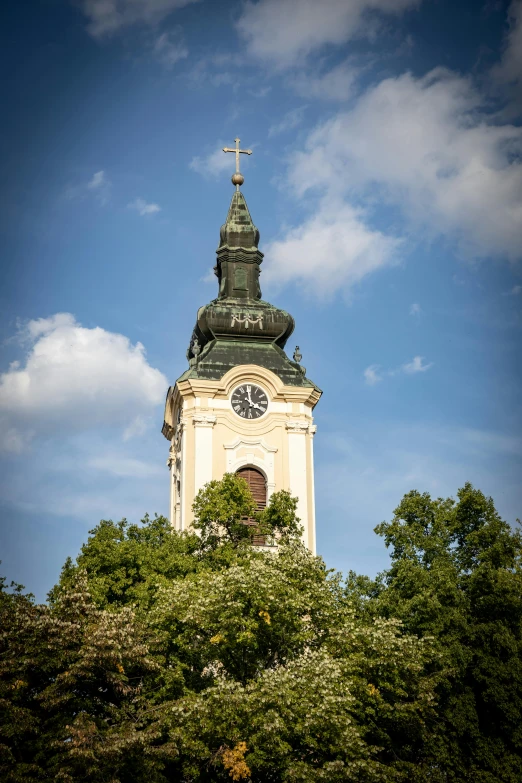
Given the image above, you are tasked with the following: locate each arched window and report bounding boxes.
[236,466,267,545]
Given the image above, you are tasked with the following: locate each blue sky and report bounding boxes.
[1,0,521,600]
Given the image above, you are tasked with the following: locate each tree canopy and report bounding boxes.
[1,475,521,782]
[347,482,522,782]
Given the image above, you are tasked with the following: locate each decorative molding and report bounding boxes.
[223,437,277,497]
[223,437,277,453]
[167,425,183,469]
[192,414,217,427]
[216,246,264,265]
[286,421,309,433]
[309,425,317,435]
[230,313,263,329]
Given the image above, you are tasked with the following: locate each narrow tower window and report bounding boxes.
[236,466,267,545]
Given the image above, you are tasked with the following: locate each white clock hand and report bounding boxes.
[251,402,263,411]
[246,390,254,406]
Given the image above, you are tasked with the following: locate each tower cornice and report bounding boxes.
[162,364,322,441]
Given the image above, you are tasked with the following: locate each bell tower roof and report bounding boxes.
[219,190,260,251]
[174,139,321,394]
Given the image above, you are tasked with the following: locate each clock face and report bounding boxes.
[231,383,268,419]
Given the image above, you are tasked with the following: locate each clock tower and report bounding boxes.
[162,141,322,552]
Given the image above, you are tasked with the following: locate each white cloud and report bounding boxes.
[363,355,432,384]
[65,169,112,205]
[123,414,149,440]
[187,55,240,89]
[190,144,243,179]
[201,267,217,284]
[248,85,272,98]
[153,30,188,66]
[263,199,401,297]
[128,197,162,216]
[402,355,433,373]
[409,303,421,316]
[87,170,107,190]
[454,428,522,457]
[0,428,28,455]
[502,283,522,295]
[236,0,420,69]
[0,314,167,452]
[364,364,382,385]
[493,0,522,86]
[286,68,522,263]
[289,60,359,101]
[0,432,168,528]
[268,106,307,137]
[88,454,163,478]
[79,0,199,38]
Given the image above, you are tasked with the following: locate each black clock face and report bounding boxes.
[231,383,268,419]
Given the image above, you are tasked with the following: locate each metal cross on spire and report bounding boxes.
[223,137,252,190]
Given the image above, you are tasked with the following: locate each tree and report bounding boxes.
[7,479,520,781]
[192,472,303,551]
[0,572,163,783]
[1,480,439,782]
[349,483,522,782]
[49,513,201,610]
[148,542,437,781]
[191,472,258,550]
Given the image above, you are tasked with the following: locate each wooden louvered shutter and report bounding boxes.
[236,467,267,545]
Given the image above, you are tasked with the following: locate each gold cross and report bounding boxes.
[223,137,252,189]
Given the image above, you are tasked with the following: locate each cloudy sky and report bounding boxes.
[1,0,521,599]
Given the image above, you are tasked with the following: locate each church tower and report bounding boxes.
[162,140,322,552]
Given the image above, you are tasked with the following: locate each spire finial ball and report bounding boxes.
[231,172,244,186]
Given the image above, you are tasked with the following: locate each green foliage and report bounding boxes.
[147,543,436,781]
[349,482,522,782]
[1,543,435,782]
[1,480,521,781]
[150,544,335,688]
[192,472,259,549]
[0,572,162,782]
[191,472,302,550]
[49,513,201,609]
[258,488,303,541]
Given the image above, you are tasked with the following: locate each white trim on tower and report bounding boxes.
[286,421,310,548]
[193,414,217,499]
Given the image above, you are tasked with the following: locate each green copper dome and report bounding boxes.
[178,187,320,391]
